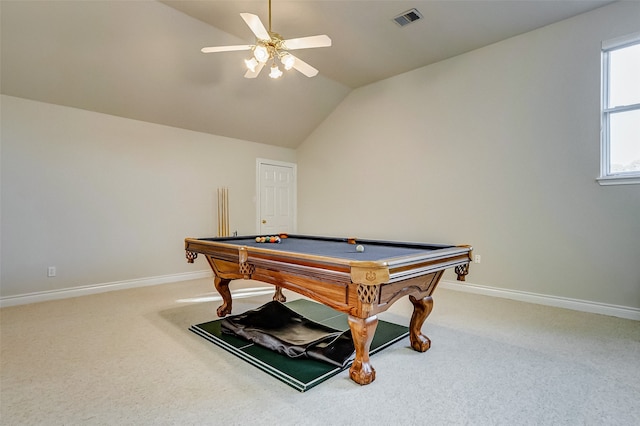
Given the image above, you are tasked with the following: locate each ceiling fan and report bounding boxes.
[201,0,331,79]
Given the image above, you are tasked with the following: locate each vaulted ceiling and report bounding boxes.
[1,1,614,148]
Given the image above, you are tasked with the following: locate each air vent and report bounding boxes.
[393,8,423,27]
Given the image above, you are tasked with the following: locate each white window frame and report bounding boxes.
[598,31,640,186]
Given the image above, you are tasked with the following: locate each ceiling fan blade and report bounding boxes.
[282,35,332,50]
[244,62,266,79]
[240,13,270,41]
[201,45,252,53]
[290,55,319,78]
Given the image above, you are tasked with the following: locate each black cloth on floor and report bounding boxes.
[221,301,355,367]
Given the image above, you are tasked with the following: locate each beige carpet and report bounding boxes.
[1,278,639,425]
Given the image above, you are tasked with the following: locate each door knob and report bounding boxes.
[262,219,267,224]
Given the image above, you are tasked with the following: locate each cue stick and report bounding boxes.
[217,187,230,237]
[221,187,224,237]
[223,187,228,237]
[217,188,221,237]
[224,188,231,237]
[226,188,231,237]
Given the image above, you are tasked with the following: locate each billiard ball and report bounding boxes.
[356,245,365,252]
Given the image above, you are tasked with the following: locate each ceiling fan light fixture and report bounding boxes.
[253,45,270,63]
[280,53,295,70]
[269,64,283,79]
[245,57,259,72]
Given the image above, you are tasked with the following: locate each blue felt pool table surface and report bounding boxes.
[198,234,454,262]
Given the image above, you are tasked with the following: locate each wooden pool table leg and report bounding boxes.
[272,286,286,302]
[214,276,232,317]
[409,295,433,352]
[347,315,378,385]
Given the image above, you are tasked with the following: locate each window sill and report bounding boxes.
[597,175,640,186]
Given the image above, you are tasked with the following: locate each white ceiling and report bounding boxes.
[1,0,614,148]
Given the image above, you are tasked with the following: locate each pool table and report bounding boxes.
[185,234,472,385]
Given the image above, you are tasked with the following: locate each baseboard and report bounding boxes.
[3,273,638,321]
[440,280,640,321]
[0,270,213,308]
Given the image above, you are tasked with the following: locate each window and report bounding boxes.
[599,32,640,185]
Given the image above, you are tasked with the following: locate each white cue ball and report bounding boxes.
[356,245,365,252]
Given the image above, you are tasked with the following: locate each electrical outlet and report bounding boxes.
[47,266,56,277]
[474,255,481,264]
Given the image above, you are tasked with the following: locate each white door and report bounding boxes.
[256,159,296,234]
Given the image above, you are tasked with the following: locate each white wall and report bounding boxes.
[1,95,295,298]
[297,2,640,310]
[2,2,638,313]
